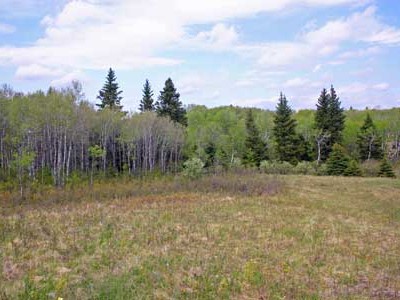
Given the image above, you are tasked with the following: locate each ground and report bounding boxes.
[1,174,399,299]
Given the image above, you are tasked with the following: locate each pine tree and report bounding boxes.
[139,79,155,112]
[96,68,123,110]
[326,144,350,176]
[344,160,362,177]
[243,110,267,167]
[156,78,187,126]
[328,85,345,145]
[315,88,330,133]
[378,158,396,178]
[273,93,298,164]
[314,86,345,161]
[357,113,383,161]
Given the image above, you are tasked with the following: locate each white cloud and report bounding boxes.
[15,64,64,80]
[0,23,16,34]
[284,77,310,88]
[373,82,389,90]
[0,0,374,82]
[191,24,239,50]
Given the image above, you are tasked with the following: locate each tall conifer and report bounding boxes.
[96,68,123,110]
[139,79,155,112]
[273,93,298,164]
[156,78,187,126]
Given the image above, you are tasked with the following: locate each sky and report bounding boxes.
[0,0,400,111]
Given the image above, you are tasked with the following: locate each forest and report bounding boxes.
[0,68,399,198]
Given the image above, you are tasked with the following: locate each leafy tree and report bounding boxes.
[183,158,205,179]
[378,158,396,178]
[89,145,106,186]
[97,68,123,110]
[243,110,267,167]
[139,79,155,112]
[357,113,383,161]
[326,144,350,176]
[344,160,362,177]
[156,78,187,126]
[273,93,298,164]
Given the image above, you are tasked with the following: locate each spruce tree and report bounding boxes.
[328,85,345,145]
[378,158,396,178]
[314,86,345,161]
[139,79,155,112]
[243,110,267,167]
[156,78,187,126]
[273,93,298,164]
[357,113,383,161]
[326,144,350,176]
[344,160,362,177]
[315,88,330,132]
[96,68,123,110]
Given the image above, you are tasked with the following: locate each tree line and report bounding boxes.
[1,68,398,196]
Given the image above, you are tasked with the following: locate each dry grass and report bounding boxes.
[0,174,399,299]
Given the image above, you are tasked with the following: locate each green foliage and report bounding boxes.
[243,110,268,167]
[314,86,345,160]
[273,93,298,164]
[96,68,123,110]
[89,145,106,160]
[357,113,383,161]
[139,79,155,112]
[294,161,318,175]
[378,158,396,178]
[344,160,362,177]
[260,160,293,175]
[183,158,205,179]
[326,144,350,176]
[156,78,187,126]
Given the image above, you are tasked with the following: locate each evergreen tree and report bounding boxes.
[344,160,362,177]
[314,86,345,161]
[139,79,155,112]
[315,88,330,132]
[378,158,396,178]
[273,93,298,164]
[326,144,350,176]
[96,68,123,110]
[357,113,383,161]
[328,85,345,145]
[156,78,187,126]
[243,110,267,167]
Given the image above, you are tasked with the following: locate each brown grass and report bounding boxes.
[0,174,399,299]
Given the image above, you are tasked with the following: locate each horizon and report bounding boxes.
[1,0,400,111]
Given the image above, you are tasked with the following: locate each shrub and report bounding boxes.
[344,160,362,177]
[260,161,293,175]
[378,158,396,178]
[293,161,317,175]
[182,158,205,179]
[360,159,380,177]
[326,144,350,176]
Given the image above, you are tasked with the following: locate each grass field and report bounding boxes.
[1,174,400,299]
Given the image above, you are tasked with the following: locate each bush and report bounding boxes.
[293,161,317,175]
[326,144,350,176]
[260,161,293,175]
[378,158,396,178]
[344,160,362,177]
[360,159,380,177]
[182,158,205,179]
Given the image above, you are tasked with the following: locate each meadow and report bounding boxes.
[1,173,399,299]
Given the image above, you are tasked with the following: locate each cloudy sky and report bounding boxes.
[0,0,399,110]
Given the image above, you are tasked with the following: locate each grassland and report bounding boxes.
[1,174,400,299]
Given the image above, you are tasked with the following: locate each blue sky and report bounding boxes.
[0,0,399,111]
